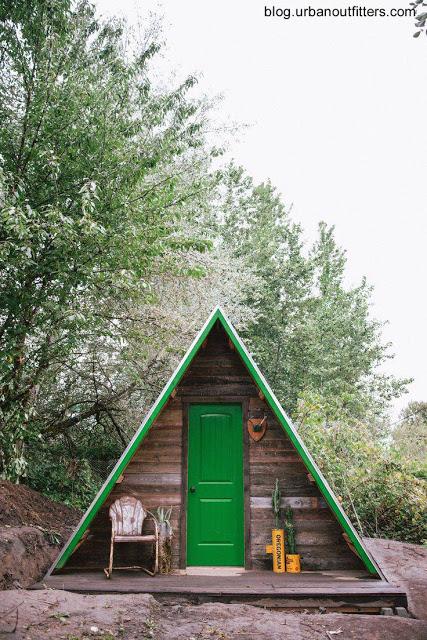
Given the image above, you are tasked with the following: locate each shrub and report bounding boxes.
[26,446,107,510]
[298,402,427,544]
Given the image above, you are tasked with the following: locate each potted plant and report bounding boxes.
[284,506,301,573]
[265,479,286,572]
[156,507,173,574]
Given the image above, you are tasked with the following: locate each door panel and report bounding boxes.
[187,404,244,566]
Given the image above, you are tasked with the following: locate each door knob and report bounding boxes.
[189,485,196,493]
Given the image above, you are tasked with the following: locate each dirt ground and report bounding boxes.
[0,482,426,639]
[0,481,81,537]
[1,589,426,640]
[0,481,81,589]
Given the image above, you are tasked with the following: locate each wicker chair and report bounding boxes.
[104,496,159,578]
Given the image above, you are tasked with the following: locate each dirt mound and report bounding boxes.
[0,481,81,589]
[0,480,81,539]
[0,527,57,590]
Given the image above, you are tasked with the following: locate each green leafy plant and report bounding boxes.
[284,507,297,555]
[156,506,173,530]
[26,447,102,509]
[143,617,157,639]
[44,530,62,546]
[271,478,281,528]
[298,404,427,545]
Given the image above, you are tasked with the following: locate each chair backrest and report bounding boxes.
[109,496,146,536]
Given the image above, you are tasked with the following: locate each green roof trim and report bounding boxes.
[48,306,382,578]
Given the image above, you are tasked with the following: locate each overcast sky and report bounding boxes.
[96,0,426,418]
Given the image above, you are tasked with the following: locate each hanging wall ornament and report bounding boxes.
[248,415,268,442]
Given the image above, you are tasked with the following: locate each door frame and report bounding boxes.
[179,397,251,569]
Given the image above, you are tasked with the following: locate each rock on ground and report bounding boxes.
[0,526,59,590]
[0,589,426,640]
[365,537,427,620]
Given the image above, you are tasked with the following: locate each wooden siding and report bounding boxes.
[248,396,361,570]
[66,321,364,572]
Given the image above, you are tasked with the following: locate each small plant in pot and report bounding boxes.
[284,506,301,573]
[156,507,173,574]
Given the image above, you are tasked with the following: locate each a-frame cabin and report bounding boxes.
[41,307,407,612]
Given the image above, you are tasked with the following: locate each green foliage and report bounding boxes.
[297,399,427,544]
[348,461,426,544]
[271,478,281,528]
[283,507,296,554]
[26,417,123,507]
[218,165,410,422]
[392,401,427,479]
[13,420,119,509]
[26,447,100,509]
[156,506,173,528]
[0,0,216,479]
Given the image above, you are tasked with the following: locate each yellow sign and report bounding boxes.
[266,528,286,573]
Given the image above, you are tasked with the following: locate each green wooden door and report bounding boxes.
[187,404,244,566]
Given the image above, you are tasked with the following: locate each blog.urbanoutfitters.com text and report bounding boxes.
[264,5,416,19]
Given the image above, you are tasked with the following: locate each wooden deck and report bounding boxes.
[33,570,408,614]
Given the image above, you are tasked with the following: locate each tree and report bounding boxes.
[25,241,259,506]
[301,223,409,422]
[218,165,409,422]
[218,166,313,407]
[0,0,216,479]
[392,401,427,477]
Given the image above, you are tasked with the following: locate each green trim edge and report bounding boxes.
[47,306,383,579]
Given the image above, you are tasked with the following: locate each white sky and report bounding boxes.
[96,0,426,417]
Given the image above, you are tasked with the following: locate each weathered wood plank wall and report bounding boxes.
[64,321,364,572]
[247,396,361,570]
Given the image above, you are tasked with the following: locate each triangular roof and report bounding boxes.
[48,306,382,577]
